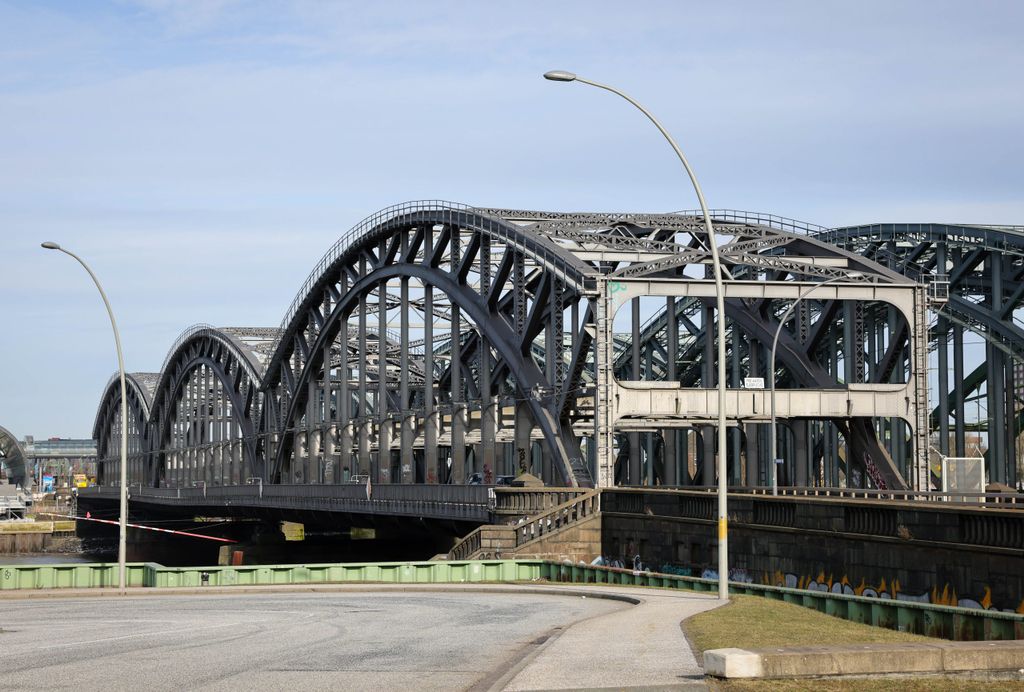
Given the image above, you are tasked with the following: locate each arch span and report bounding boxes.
[147,325,270,487]
[92,372,157,485]
[261,203,599,487]
[0,425,29,488]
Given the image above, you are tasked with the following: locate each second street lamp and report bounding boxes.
[42,242,130,595]
[544,70,731,600]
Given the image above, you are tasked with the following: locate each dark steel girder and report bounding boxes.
[153,352,260,484]
[92,372,155,465]
[270,263,591,487]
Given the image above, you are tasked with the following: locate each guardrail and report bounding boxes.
[2,558,1020,641]
[539,562,1024,641]
[0,562,149,589]
[0,560,538,591]
[646,485,1024,508]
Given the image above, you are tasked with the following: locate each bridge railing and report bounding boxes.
[677,209,829,235]
[87,483,493,521]
[492,487,591,519]
[650,485,1024,508]
[513,489,600,549]
[448,488,600,561]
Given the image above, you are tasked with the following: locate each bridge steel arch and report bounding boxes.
[89,201,947,496]
[260,202,600,488]
[0,424,29,488]
[819,222,1024,488]
[147,325,271,488]
[256,202,926,492]
[92,372,157,486]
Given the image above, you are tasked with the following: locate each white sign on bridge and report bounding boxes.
[743,377,765,389]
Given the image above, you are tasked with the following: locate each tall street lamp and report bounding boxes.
[42,242,129,595]
[768,274,860,495]
[544,70,731,600]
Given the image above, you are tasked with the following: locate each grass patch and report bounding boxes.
[686,596,1024,691]
[684,594,930,652]
[0,520,74,533]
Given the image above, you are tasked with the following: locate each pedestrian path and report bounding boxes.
[497,584,723,691]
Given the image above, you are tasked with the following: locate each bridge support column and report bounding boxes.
[744,422,759,488]
[323,424,336,483]
[480,396,496,482]
[514,402,532,476]
[399,275,413,484]
[377,271,390,484]
[701,426,715,486]
[953,323,966,457]
[701,297,716,487]
[664,429,677,486]
[292,431,304,484]
[450,302,465,485]
[591,289,616,488]
[377,420,392,483]
[309,426,322,484]
[794,421,810,486]
[231,435,241,485]
[338,424,352,481]
[745,339,762,487]
[424,281,438,484]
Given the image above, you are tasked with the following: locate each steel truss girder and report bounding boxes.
[92,372,157,485]
[270,264,588,486]
[147,329,264,485]
[822,223,1024,486]
[96,202,1005,495]
[262,207,600,488]
[606,278,928,490]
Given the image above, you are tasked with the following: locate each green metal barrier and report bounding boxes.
[144,559,540,588]
[538,562,1024,641]
[3,557,1020,641]
[0,562,149,590]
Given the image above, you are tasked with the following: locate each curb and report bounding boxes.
[705,640,1024,679]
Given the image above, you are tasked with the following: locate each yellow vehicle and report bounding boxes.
[73,473,89,489]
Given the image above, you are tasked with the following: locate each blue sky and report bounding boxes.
[2,0,1022,438]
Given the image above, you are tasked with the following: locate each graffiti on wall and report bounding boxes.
[762,569,1024,614]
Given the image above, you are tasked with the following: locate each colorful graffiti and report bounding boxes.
[762,569,1024,614]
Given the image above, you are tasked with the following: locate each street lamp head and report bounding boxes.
[41,241,61,250]
[543,70,577,82]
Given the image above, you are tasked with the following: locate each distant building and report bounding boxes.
[22,436,97,490]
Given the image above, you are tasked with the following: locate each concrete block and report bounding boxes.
[703,648,763,678]
[757,644,943,678]
[937,640,1024,672]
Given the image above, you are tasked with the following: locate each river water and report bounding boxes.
[0,554,95,565]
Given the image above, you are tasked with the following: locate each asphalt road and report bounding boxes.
[0,590,626,691]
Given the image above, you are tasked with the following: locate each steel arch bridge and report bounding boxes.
[0,424,29,488]
[90,201,1020,496]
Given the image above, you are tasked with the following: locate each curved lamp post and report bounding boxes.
[544,70,731,600]
[41,242,129,595]
[768,274,860,495]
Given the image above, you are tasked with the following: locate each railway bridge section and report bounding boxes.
[88,202,947,499]
[82,202,1023,523]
